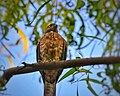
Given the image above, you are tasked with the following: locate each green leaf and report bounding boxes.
[87,81,98,96]
[58,67,79,82]
[80,25,85,34]
[97,72,103,78]
[79,77,107,95]
[33,27,40,45]
[80,76,98,95]
[82,35,105,42]
[88,78,104,85]
[29,0,37,10]
[102,31,115,56]
[74,0,85,11]
[1,26,9,40]
[96,10,103,26]
[80,77,104,85]
[75,11,84,26]
[26,0,51,26]
[86,75,98,96]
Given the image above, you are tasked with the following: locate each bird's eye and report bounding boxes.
[48,24,52,28]
[48,24,53,28]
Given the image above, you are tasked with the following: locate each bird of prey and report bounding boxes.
[36,23,67,96]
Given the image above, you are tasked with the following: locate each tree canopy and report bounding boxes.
[0,0,120,95]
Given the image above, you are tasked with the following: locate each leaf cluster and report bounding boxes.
[0,0,120,95]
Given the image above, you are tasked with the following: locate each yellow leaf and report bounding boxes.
[7,56,14,67]
[79,68,92,73]
[16,27,29,55]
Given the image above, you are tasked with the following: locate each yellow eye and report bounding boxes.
[48,25,51,27]
[47,24,53,28]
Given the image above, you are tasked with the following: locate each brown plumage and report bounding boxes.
[36,23,67,96]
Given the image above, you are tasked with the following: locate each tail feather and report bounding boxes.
[44,81,56,96]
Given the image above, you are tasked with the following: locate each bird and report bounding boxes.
[36,23,67,96]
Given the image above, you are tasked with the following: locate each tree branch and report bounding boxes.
[0,57,120,89]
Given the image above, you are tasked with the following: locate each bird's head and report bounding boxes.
[44,23,58,33]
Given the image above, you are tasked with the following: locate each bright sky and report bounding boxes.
[1,20,118,96]
[0,1,119,96]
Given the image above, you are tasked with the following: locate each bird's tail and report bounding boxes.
[44,80,56,96]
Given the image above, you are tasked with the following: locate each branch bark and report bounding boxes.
[0,57,120,89]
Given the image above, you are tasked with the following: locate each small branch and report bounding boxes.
[0,41,15,58]
[0,57,120,88]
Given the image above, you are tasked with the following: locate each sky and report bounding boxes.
[0,1,119,96]
[1,21,119,96]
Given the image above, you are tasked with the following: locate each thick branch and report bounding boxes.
[0,57,120,87]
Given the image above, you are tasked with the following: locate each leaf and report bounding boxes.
[78,25,85,48]
[74,68,92,76]
[15,39,21,45]
[87,81,98,96]
[29,0,37,10]
[102,31,115,56]
[68,75,75,83]
[7,56,14,67]
[97,72,103,78]
[26,0,51,25]
[16,27,29,55]
[77,83,79,96]
[79,38,94,49]
[1,25,9,40]
[86,76,98,96]
[33,27,40,45]
[75,11,84,26]
[79,68,92,73]
[0,41,15,58]
[88,78,104,85]
[58,67,79,82]
[90,42,96,56]
[79,76,98,96]
[79,76,106,96]
[82,35,105,42]
[41,22,50,32]
[74,0,85,11]
[80,78,104,85]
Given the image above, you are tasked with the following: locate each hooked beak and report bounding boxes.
[54,24,57,28]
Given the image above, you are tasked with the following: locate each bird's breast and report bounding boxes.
[40,32,63,62]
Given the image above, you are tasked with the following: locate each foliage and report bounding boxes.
[0,0,120,95]
[87,0,120,94]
